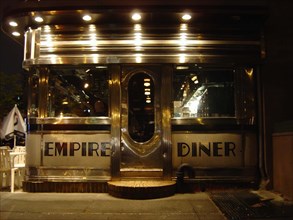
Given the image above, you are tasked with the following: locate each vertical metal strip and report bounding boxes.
[38,67,49,118]
[109,64,121,179]
[161,65,173,179]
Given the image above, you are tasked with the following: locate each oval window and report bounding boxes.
[128,73,155,142]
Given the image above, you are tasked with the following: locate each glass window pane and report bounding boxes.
[128,73,155,142]
[173,67,235,118]
[48,67,109,117]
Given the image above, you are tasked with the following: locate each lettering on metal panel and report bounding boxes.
[172,133,243,167]
[44,141,111,157]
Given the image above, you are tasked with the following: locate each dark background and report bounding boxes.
[0,0,23,74]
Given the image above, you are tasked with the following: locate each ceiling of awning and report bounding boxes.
[1,1,267,65]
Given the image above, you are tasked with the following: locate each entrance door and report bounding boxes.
[120,66,162,176]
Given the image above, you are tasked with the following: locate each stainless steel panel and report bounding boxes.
[120,66,163,171]
[22,25,261,67]
[29,117,111,125]
[161,65,173,178]
[38,67,49,118]
[109,65,121,178]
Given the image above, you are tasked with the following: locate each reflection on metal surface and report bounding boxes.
[22,24,261,67]
[120,66,162,172]
[29,117,111,125]
[121,68,161,157]
[173,68,235,118]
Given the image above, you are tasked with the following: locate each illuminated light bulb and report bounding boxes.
[82,15,92,21]
[84,83,89,89]
[182,14,191,21]
[132,13,141,21]
[12,31,20,36]
[34,16,44,23]
[9,21,18,27]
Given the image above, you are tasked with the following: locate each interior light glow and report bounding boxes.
[144,78,151,86]
[144,88,151,95]
[191,75,198,81]
[132,13,141,21]
[182,14,192,21]
[245,68,254,77]
[146,96,151,103]
[44,25,51,33]
[84,83,89,89]
[12,31,20,36]
[176,66,189,70]
[9,21,18,27]
[34,16,44,23]
[83,15,92,21]
[95,65,107,69]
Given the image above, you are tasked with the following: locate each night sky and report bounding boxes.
[0,0,23,75]
[0,32,23,74]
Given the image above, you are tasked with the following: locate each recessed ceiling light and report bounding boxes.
[182,14,192,21]
[131,13,141,21]
[12,31,21,36]
[34,16,44,23]
[9,21,18,27]
[83,15,92,21]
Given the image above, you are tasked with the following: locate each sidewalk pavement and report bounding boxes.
[0,191,226,220]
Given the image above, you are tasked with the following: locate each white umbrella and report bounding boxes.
[0,105,26,146]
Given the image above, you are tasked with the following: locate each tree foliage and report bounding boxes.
[0,71,25,119]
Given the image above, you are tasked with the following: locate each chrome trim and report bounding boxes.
[171,117,237,125]
[23,25,262,67]
[38,67,49,118]
[109,65,121,178]
[26,167,111,182]
[29,117,111,125]
[29,131,110,135]
[161,65,173,178]
[121,67,161,157]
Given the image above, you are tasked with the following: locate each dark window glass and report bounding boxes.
[48,67,109,117]
[173,67,235,118]
[128,73,155,142]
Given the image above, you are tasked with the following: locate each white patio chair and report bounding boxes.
[10,146,26,192]
[0,147,11,189]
